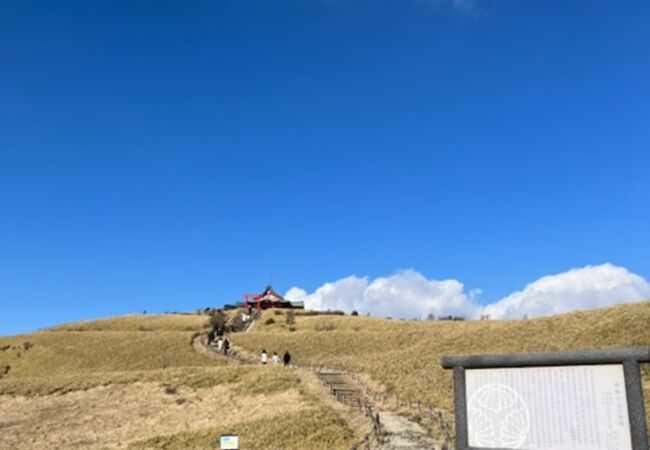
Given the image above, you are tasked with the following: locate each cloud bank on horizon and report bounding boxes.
[284,264,650,319]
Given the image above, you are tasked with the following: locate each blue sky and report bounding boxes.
[1,0,649,334]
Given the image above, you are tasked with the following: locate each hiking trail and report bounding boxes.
[193,311,447,450]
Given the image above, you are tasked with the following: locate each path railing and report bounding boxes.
[226,309,261,333]
[306,364,454,450]
[350,403,383,450]
[351,404,384,450]
[201,316,453,450]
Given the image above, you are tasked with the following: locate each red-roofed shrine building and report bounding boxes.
[243,285,304,310]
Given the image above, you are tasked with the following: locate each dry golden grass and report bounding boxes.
[0,312,218,393]
[0,314,222,400]
[47,313,209,332]
[0,365,303,398]
[0,330,219,379]
[0,311,312,396]
[0,379,310,449]
[0,314,359,449]
[3,304,650,448]
[232,301,650,422]
[128,404,356,450]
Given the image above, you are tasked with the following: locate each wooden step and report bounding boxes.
[328,383,357,390]
[334,390,359,396]
[318,375,348,382]
[334,394,360,403]
[318,373,347,378]
[321,378,351,385]
[316,371,365,410]
[343,399,361,407]
[335,392,360,399]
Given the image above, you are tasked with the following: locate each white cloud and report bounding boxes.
[285,269,479,319]
[284,264,650,320]
[481,263,650,319]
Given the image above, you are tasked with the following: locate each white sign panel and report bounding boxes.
[465,365,631,450]
[220,434,239,450]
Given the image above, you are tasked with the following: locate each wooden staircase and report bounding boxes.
[227,309,260,333]
[317,371,364,409]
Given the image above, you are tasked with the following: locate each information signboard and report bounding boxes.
[220,434,239,450]
[441,347,650,450]
[465,365,631,449]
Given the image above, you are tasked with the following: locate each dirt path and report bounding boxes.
[377,411,439,450]
[191,334,236,363]
[197,332,442,449]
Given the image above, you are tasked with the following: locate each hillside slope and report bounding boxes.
[2,302,650,448]
[0,314,358,449]
[231,301,650,429]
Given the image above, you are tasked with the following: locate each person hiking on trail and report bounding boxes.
[216,337,223,351]
[272,352,280,364]
[207,329,215,345]
[283,350,291,366]
[223,338,230,355]
[260,349,268,365]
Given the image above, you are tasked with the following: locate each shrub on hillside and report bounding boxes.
[297,310,345,316]
[163,385,177,395]
[351,310,359,316]
[265,318,275,325]
[314,323,337,332]
[437,315,466,321]
[209,309,227,330]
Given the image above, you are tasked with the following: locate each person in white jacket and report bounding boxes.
[271,352,280,364]
[260,349,268,365]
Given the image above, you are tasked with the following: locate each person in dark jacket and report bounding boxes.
[283,350,291,366]
[223,338,230,355]
[207,329,215,345]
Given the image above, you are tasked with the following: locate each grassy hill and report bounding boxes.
[231,301,650,429]
[1,301,649,448]
[0,314,358,449]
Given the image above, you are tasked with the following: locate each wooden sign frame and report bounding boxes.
[441,347,650,450]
